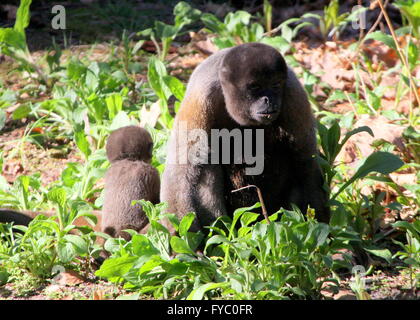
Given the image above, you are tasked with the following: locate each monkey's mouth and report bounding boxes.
[256,110,279,120]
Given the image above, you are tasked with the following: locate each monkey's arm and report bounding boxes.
[161,162,227,232]
[280,68,330,222]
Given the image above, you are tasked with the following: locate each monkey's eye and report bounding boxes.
[271,81,284,89]
[248,84,261,92]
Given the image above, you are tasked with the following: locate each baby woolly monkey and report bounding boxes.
[102,126,160,240]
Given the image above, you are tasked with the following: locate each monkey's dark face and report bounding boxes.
[219,43,287,126]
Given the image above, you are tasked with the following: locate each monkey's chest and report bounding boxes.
[222,138,294,215]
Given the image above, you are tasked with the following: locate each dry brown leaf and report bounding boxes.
[55,270,85,286]
[362,40,399,68]
[338,115,405,166]
[193,38,218,55]
[93,289,107,300]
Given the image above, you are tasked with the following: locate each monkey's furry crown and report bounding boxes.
[106,126,153,163]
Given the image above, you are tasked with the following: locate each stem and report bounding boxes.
[376,0,420,109]
[231,185,271,224]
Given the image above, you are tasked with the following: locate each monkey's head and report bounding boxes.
[106,126,153,163]
[219,43,287,126]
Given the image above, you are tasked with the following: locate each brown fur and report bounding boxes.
[161,43,329,231]
[102,126,160,240]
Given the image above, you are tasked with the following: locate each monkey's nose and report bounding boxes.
[262,96,269,105]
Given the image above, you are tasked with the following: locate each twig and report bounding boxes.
[353,0,390,57]
[358,0,364,40]
[231,185,271,224]
[263,23,283,37]
[344,91,360,120]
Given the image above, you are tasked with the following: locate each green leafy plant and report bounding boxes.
[146,57,186,129]
[302,0,365,40]
[0,194,103,281]
[317,120,404,263]
[201,10,264,49]
[0,0,64,87]
[394,0,420,39]
[138,2,201,60]
[96,201,346,300]
[0,174,45,211]
[392,220,420,290]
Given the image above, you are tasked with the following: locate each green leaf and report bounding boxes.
[325,90,347,103]
[85,69,99,91]
[74,130,91,158]
[105,93,123,120]
[364,31,396,50]
[0,270,9,285]
[316,224,330,246]
[201,13,224,34]
[147,57,171,101]
[47,187,67,207]
[332,152,404,200]
[230,203,261,237]
[174,1,202,27]
[240,211,259,227]
[139,255,165,274]
[170,236,195,254]
[14,0,32,34]
[187,282,227,300]
[225,11,251,32]
[179,212,196,237]
[204,235,229,253]
[131,234,159,256]
[63,234,88,255]
[0,110,6,131]
[163,76,186,101]
[327,121,341,159]
[340,126,374,148]
[57,239,76,263]
[212,37,236,49]
[393,221,420,235]
[67,60,87,80]
[12,104,31,120]
[95,256,137,282]
[364,247,392,264]
[155,21,179,39]
[259,36,290,54]
[0,28,27,52]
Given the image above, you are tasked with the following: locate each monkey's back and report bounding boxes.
[102,159,160,238]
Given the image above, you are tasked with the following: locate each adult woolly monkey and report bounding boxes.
[161,43,329,231]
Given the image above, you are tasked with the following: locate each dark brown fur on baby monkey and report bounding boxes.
[102,126,160,240]
[161,43,329,231]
